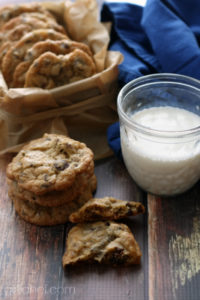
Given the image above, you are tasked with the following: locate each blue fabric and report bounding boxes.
[142,0,200,77]
[101,2,160,87]
[102,0,200,159]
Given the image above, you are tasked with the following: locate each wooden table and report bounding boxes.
[0,154,200,300]
[0,0,200,299]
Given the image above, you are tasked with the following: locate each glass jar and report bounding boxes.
[117,73,200,196]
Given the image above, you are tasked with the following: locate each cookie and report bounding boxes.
[69,197,145,223]
[0,3,55,28]
[0,23,36,66]
[0,13,66,34]
[1,29,67,86]
[24,49,96,89]
[0,16,67,68]
[13,39,93,87]
[62,221,142,267]
[6,133,94,195]
[0,27,53,67]
[0,24,33,66]
[7,167,96,207]
[0,24,31,48]
[0,41,13,67]
[9,179,96,226]
[1,13,54,31]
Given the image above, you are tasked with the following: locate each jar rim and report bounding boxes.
[117,73,200,138]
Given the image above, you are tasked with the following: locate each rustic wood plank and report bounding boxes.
[148,182,200,300]
[61,157,148,300]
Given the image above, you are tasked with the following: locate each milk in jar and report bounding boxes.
[121,106,200,195]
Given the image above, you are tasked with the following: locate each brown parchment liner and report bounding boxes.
[0,0,123,160]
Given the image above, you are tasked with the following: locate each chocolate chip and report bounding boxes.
[62,42,69,49]
[44,174,48,181]
[54,160,69,171]
[109,249,127,265]
[126,203,133,216]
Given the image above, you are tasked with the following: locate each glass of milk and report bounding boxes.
[117,73,200,196]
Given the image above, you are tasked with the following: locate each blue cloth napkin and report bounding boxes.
[102,0,200,159]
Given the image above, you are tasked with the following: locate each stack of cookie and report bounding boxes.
[0,3,96,89]
[6,133,97,226]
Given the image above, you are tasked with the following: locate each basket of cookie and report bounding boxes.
[0,0,123,159]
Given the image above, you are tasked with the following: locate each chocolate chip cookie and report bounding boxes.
[69,197,145,222]
[0,19,66,67]
[62,221,142,267]
[2,29,67,86]
[24,49,96,89]
[9,179,96,226]
[0,13,65,34]
[7,168,96,207]
[6,133,94,195]
[13,39,93,87]
[0,3,55,28]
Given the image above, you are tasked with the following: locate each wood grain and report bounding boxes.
[148,182,200,300]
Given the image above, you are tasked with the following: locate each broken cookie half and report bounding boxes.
[69,196,145,223]
[62,221,142,267]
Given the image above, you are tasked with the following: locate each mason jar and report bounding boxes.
[117,73,200,196]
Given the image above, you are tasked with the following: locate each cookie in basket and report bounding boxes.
[13,39,93,87]
[1,28,68,86]
[0,19,66,67]
[6,133,94,195]
[69,196,145,222]
[24,49,96,89]
[7,166,96,207]
[62,221,142,267]
[0,24,31,47]
[9,176,96,226]
[0,12,66,35]
[0,3,55,28]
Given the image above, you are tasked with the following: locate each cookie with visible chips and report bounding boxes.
[7,166,96,207]
[62,221,142,267]
[0,24,32,47]
[0,3,55,28]
[13,39,93,87]
[6,133,94,195]
[24,49,96,89]
[0,13,66,34]
[9,178,96,226]
[1,29,67,86]
[0,20,66,67]
[69,197,145,223]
